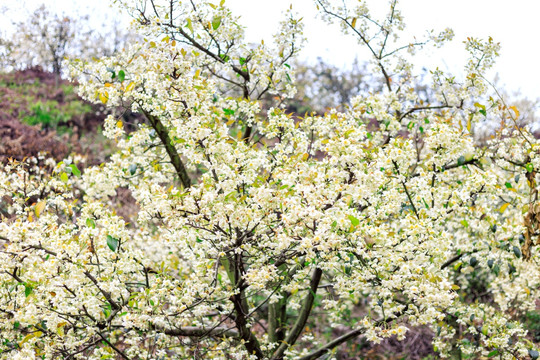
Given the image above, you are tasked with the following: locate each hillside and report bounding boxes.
[0,67,112,164]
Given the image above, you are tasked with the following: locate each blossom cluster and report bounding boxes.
[0,1,538,359]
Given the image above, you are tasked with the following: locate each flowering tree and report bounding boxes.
[1,0,539,359]
[0,4,137,75]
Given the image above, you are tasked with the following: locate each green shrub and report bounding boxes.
[526,311,540,342]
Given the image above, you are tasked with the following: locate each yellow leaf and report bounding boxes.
[302,153,309,161]
[194,69,201,78]
[351,17,357,28]
[509,105,519,119]
[57,322,66,336]
[99,91,108,104]
[473,102,485,110]
[35,201,46,217]
[19,331,42,347]
[19,333,34,346]
[451,284,460,290]
[104,82,112,87]
[125,82,135,92]
[499,202,510,213]
[116,120,123,129]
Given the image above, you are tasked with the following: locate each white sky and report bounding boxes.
[6,0,540,99]
[224,0,540,99]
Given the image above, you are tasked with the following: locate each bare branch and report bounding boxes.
[271,267,323,359]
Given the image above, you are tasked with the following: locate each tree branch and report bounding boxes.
[298,306,408,360]
[143,111,191,188]
[84,271,121,311]
[97,332,131,360]
[271,267,323,359]
[392,160,419,219]
[298,328,363,360]
[230,292,264,358]
[159,325,238,338]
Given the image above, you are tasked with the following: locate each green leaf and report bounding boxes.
[107,67,116,79]
[86,218,96,229]
[60,172,69,183]
[106,235,119,252]
[129,164,137,176]
[348,215,360,227]
[505,182,512,189]
[526,163,534,173]
[24,284,33,297]
[69,164,81,177]
[239,57,246,65]
[223,108,235,116]
[118,70,125,82]
[513,246,522,258]
[479,109,487,116]
[487,350,499,357]
[211,16,222,30]
[529,349,539,359]
[457,155,466,166]
[461,219,469,228]
[186,18,193,33]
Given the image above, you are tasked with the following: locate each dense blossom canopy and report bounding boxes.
[0,0,539,359]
